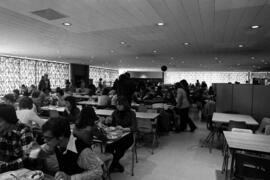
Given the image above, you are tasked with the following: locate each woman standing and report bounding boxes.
[176,80,197,132]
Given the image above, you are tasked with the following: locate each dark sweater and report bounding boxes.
[55,139,86,175]
[111,109,137,131]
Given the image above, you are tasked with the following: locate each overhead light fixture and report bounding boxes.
[156,22,165,26]
[153,50,157,53]
[238,44,244,48]
[120,41,126,45]
[251,25,260,29]
[184,42,189,46]
[62,22,72,26]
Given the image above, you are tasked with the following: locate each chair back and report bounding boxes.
[228,120,247,131]
[265,125,270,135]
[137,105,148,112]
[231,128,252,134]
[137,118,153,133]
[49,110,59,118]
[234,152,270,179]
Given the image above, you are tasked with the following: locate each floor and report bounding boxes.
[110,110,224,180]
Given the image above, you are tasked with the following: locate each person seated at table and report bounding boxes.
[13,89,21,102]
[20,84,29,97]
[63,96,80,124]
[16,97,45,127]
[40,117,103,180]
[56,88,66,107]
[105,96,137,173]
[97,87,111,107]
[3,93,16,108]
[31,90,42,113]
[73,106,100,146]
[0,104,34,173]
[40,89,51,106]
[77,80,90,95]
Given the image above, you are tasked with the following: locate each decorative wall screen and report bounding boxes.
[165,71,249,86]
[0,56,69,95]
[89,66,119,86]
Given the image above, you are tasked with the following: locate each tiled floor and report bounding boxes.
[110,119,224,180]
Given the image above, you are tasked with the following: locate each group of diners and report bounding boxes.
[0,90,137,179]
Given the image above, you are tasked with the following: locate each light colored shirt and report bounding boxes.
[97,95,110,106]
[41,135,103,180]
[176,88,190,109]
[16,109,45,127]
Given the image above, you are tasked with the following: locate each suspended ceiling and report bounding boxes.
[0,0,270,71]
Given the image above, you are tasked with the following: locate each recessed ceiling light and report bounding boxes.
[156,22,165,26]
[153,50,157,53]
[251,25,260,29]
[184,42,189,46]
[238,44,244,48]
[62,22,72,26]
[120,41,126,45]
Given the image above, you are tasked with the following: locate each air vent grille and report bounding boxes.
[31,8,67,20]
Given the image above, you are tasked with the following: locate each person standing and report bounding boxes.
[38,74,51,92]
[175,80,197,132]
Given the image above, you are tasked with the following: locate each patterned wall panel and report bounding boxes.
[20,59,36,86]
[0,57,20,94]
[165,71,249,86]
[89,66,119,86]
[0,56,69,96]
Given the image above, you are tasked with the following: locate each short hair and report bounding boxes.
[0,104,18,124]
[13,89,20,95]
[76,106,98,129]
[42,117,71,138]
[3,94,15,104]
[19,97,33,110]
[102,87,110,95]
[64,96,77,110]
[56,88,64,96]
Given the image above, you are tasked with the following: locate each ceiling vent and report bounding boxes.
[31,8,68,20]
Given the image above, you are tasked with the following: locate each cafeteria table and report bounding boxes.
[222,131,270,179]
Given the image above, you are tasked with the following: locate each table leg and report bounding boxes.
[230,150,235,179]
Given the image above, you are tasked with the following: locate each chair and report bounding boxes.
[231,128,253,134]
[96,152,113,180]
[137,117,158,154]
[228,120,247,131]
[49,110,59,118]
[234,152,270,180]
[265,125,270,135]
[130,132,138,176]
[137,105,148,112]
